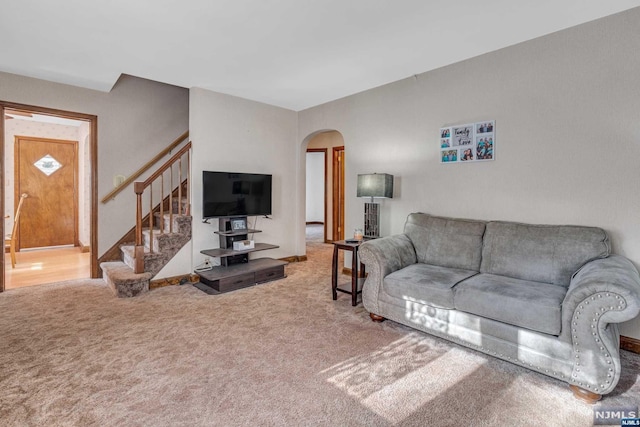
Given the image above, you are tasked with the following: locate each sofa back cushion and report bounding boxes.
[404,213,486,271]
[480,221,610,287]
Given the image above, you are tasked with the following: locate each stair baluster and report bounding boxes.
[148,182,154,254]
[169,163,174,233]
[178,158,183,214]
[160,174,164,233]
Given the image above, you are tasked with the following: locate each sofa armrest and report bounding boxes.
[561,255,640,394]
[359,234,417,314]
[564,255,640,324]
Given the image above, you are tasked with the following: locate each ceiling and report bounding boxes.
[1,1,639,111]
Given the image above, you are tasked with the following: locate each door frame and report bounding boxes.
[332,146,345,242]
[14,136,80,250]
[306,148,328,242]
[0,101,98,292]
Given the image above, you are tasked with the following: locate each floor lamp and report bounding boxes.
[357,173,394,239]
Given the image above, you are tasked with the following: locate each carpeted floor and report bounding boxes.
[1,226,638,426]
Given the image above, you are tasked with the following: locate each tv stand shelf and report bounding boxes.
[201,243,279,258]
[214,229,261,237]
[195,216,286,294]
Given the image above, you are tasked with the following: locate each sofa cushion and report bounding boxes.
[404,213,486,271]
[384,263,478,309]
[480,221,610,287]
[453,273,567,335]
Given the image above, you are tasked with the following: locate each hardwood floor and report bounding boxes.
[4,246,90,289]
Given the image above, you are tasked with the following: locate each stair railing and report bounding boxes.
[133,141,191,274]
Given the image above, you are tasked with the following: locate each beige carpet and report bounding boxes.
[1,227,639,426]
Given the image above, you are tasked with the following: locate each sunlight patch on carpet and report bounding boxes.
[321,333,486,424]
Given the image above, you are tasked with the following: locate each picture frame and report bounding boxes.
[230,218,247,231]
[439,120,495,164]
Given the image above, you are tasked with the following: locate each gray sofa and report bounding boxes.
[359,213,640,403]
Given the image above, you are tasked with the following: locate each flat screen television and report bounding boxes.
[202,171,272,219]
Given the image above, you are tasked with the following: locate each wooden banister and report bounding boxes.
[101,131,189,203]
[141,142,191,187]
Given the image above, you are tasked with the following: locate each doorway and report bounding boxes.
[1,102,98,292]
[306,148,327,243]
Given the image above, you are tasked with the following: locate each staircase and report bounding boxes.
[100,137,192,297]
[101,207,192,297]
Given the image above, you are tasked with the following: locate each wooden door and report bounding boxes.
[15,136,78,249]
[332,146,345,241]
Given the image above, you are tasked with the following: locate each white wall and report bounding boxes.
[305,151,324,223]
[298,9,640,338]
[189,88,298,267]
[0,73,190,256]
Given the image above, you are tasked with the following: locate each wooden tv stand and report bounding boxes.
[196,216,286,293]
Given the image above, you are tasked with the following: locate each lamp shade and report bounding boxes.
[357,173,394,199]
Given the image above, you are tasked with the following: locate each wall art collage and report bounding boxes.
[440,120,495,163]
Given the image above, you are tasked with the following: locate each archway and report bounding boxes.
[300,130,345,254]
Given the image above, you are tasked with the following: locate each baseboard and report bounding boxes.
[150,273,199,290]
[621,335,640,354]
[306,221,324,225]
[280,255,308,263]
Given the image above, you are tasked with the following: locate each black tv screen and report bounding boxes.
[203,171,272,219]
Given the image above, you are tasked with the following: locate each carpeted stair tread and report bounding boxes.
[120,245,166,259]
[151,214,192,237]
[140,230,190,254]
[101,261,152,297]
[101,261,153,281]
[154,212,191,217]
[153,213,192,222]
[171,198,190,213]
[120,245,166,276]
[142,229,185,236]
